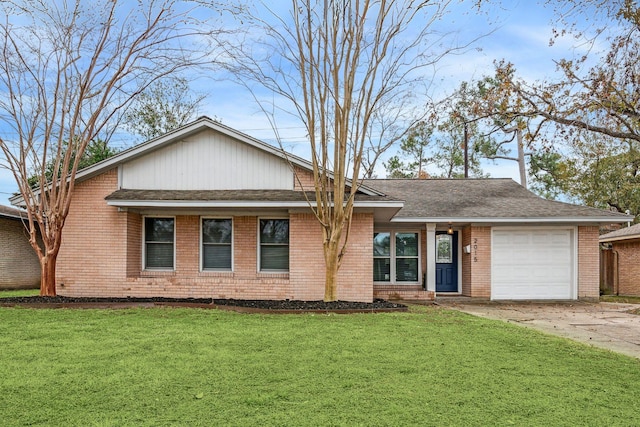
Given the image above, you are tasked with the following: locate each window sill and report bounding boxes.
[141,270,176,277]
[199,270,234,277]
[257,272,290,279]
[374,282,421,286]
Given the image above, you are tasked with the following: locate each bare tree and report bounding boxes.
[223,0,483,301]
[361,92,423,178]
[0,0,217,296]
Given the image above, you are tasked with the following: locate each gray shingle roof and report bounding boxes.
[105,180,630,224]
[364,178,630,222]
[0,204,27,220]
[600,222,640,242]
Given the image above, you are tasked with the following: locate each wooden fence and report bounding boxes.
[600,248,616,295]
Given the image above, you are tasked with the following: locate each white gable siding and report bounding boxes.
[121,129,294,190]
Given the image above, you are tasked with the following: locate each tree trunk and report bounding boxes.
[323,238,340,302]
[516,129,528,188]
[40,254,57,297]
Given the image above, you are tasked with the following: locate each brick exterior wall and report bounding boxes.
[57,169,374,301]
[125,213,141,278]
[577,226,600,300]
[611,240,640,296]
[464,226,491,298]
[461,226,471,296]
[58,169,128,296]
[290,212,373,302]
[293,167,317,191]
[0,217,41,289]
[54,166,604,302]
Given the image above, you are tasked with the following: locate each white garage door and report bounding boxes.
[492,228,575,300]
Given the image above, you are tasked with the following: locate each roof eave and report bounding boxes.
[8,194,22,206]
[106,199,404,209]
[0,212,26,220]
[389,216,633,224]
[600,234,640,243]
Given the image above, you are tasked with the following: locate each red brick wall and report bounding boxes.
[293,167,317,191]
[292,166,356,195]
[611,240,640,296]
[57,169,127,296]
[57,169,375,301]
[290,212,373,302]
[467,226,491,298]
[577,226,600,300]
[0,217,41,289]
[125,213,141,278]
[233,216,258,280]
[461,226,471,296]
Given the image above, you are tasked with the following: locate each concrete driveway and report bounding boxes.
[436,300,640,359]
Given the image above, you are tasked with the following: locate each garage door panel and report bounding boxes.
[492,229,574,300]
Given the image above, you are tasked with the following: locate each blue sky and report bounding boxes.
[0,0,596,206]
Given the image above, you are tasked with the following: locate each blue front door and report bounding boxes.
[436,231,458,292]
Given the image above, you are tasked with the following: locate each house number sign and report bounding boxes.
[473,238,478,263]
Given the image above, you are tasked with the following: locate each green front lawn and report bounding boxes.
[1,306,638,426]
[0,288,39,298]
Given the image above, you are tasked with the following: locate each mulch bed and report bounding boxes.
[0,296,407,314]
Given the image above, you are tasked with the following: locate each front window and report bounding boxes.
[259,219,289,271]
[373,231,420,283]
[144,217,175,270]
[395,232,419,282]
[202,218,232,270]
[373,232,391,282]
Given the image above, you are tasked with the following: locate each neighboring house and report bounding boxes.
[600,223,640,296]
[0,205,40,289]
[10,116,631,302]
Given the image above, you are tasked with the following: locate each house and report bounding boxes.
[0,205,40,289]
[600,223,640,296]
[10,116,631,302]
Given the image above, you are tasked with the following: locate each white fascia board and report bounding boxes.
[354,201,404,209]
[8,193,22,206]
[106,199,404,209]
[390,216,633,224]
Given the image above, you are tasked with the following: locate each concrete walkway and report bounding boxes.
[435,300,640,360]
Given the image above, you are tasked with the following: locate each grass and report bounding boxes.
[0,288,39,298]
[0,306,639,426]
[601,294,640,304]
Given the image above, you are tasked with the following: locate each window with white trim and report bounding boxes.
[373,231,420,283]
[202,218,232,270]
[259,219,289,271]
[373,232,391,281]
[144,217,175,270]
